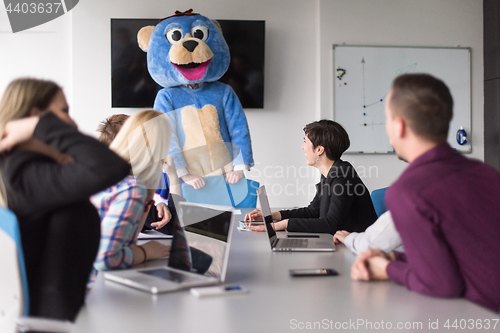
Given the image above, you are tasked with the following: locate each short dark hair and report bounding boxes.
[390,73,453,143]
[97,114,130,146]
[303,120,350,161]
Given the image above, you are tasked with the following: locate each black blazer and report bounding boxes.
[281,160,377,234]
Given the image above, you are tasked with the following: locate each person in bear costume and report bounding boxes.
[138,9,254,194]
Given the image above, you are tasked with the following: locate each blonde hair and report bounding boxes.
[109,110,172,190]
[0,78,61,207]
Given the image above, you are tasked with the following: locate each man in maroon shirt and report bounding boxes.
[351,73,500,313]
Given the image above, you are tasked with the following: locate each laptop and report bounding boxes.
[257,185,335,252]
[104,202,234,294]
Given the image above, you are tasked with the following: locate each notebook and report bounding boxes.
[257,185,335,252]
[104,202,234,294]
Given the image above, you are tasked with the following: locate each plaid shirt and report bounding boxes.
[91,175,147,271]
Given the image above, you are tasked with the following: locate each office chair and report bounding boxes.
[370,187,389,217]
[0,207,73,333]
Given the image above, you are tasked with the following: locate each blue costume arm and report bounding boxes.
[223,86,254,168]
[153,90,188,171]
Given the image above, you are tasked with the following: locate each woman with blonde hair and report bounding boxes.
[91,110,173,272]
[0,78,130,321]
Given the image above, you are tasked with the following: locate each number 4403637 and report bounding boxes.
[5,2,62,14]
[443,318,498,330]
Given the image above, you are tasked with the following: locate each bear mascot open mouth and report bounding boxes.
[173,59,212,81]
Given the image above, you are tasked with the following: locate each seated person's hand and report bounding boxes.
[225,170,243,184]
[365,256,390,280]
[150,203,172,230]
[244,209,263,226]
[351,248,392,281]
[248,219,288,232]
[333,230,350,244]
[351,249,374,281]
[248,225,266,232]
[141,240,171,260]
[182,174,205,189]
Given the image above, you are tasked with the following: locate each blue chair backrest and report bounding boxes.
[371,187,389,217]
[0,207,30,316]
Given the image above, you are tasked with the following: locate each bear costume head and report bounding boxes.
[138,9,230,88]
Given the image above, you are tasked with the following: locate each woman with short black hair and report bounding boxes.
[245,120,377,234]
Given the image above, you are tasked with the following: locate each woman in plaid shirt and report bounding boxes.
[91,110,173,271]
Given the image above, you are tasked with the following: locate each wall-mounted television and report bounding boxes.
[111,19,265,109]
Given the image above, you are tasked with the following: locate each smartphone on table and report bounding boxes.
[289,268,339,277]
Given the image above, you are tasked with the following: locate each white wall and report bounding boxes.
[0,9,73,106]
[319,0,484,193]
[71,0,321,208]
[0,0,484,208]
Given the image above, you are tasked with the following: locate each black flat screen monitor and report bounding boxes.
[111,18,265,109]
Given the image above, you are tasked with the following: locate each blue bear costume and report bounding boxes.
[138,10,254,181]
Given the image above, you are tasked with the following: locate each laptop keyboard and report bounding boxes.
[278,238,308,248]
[140,268,203,283]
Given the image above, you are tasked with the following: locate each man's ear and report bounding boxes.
[394,116,406,139]
[137,26,155,52]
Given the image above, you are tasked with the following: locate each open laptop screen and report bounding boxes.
[184,212,232,242]
[257,186,277,240]
[138,208,195,281]
[167,212,193,272]
[179,203,233,281]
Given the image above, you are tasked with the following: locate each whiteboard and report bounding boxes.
[333,45,471,153]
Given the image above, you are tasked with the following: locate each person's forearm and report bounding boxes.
[131,244,147,265]
[169,184,181,196]
[94,247,134,270]
[164,156,180,195]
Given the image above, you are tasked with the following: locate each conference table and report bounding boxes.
[74,210,499,333]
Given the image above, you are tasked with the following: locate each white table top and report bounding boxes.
[74,213,499,333]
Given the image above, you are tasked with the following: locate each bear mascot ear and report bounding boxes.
[137,26,156,52]
[212,20,223,33]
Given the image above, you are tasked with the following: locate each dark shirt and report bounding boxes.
[386,143,500,312]
[281,160,377,234]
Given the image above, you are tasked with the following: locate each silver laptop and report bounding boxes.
[257,186,335,252]
[104,202,234,294]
